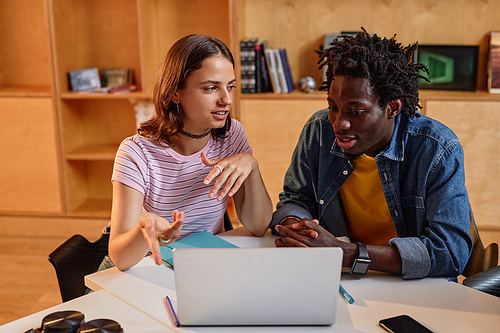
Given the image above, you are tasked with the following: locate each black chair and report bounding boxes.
[48,232,109,302]
[463,264,500,298]
[461,204,498,278]
[224,210,233,231]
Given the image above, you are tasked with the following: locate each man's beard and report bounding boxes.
[345,151,364,162]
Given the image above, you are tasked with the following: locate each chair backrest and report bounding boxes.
[463,264,500,298]
[48,233,109,302]
[224,210,233,231]
[462,204,499,278]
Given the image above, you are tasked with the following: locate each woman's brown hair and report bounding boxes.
[139,34,235,143]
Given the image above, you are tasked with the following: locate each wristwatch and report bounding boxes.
[350,242,371,276]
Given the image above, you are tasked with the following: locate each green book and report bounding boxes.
[159,231,238,267]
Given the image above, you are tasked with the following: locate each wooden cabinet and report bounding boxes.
[46,0,236,217]
[240,93,327,208]
[0,0,237,222]
[0,0,52,95]
[240,93,500,244]
[0,1,62,214]
[0,98,62,213]
[49,0,141,216]
[421,94,500,233]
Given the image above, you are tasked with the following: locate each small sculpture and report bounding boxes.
[299,76,317,94]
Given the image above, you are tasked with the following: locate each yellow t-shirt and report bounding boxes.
[339,154,398,246]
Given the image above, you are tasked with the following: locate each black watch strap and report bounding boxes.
[357,242,369,260]
[350,242,371,276]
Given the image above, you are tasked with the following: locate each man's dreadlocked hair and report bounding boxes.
[316,28,429,118]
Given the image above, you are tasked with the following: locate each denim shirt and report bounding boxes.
[271,109,472,279]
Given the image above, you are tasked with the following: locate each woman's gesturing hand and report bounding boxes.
[201,152,257,201]
[139,210,184,265]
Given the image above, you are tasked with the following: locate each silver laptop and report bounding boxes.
[172,247,343,326]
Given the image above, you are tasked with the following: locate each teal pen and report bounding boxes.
[339,283,355,304]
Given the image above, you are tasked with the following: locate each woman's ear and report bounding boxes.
[387,99,403,118]
[171,91,180,104]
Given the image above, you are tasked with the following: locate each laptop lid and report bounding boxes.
[172,247,343,326]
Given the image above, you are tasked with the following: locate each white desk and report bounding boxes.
[85,227,500,332]
[0,289,175,333]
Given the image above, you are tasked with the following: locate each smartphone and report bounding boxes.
[379,315,433,333]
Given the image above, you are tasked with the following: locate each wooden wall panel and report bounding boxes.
[242,0,500,91]
[50,0,141,94]
[240,98,328,207]
[138,0,233,94]
[0,0,51,88]
[0,98,62,213]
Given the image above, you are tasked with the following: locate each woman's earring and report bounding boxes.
[176,103,180,114]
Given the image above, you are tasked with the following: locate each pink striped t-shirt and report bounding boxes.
[112,119,252,239]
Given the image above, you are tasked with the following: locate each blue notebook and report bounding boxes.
[160,231,238,267]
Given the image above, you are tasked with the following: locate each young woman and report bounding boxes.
[108,34,272,270]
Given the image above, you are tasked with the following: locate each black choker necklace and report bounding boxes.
[179,128,212,139]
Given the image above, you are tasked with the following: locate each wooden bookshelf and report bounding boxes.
[48,0,235,217]
[1,0,499,245]
[0,0,236,223]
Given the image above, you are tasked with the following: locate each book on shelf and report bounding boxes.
[240,38,272,94]
[240,38,253,94]
[109,83,141,94]
[81,87,112,94]
[254,43,263,93]
[264,49,281,93]
[260,42,271,93]
[278,48,295,93]
[76,83,141,95]
[239,38,247,93]
[247,38,258,93]
[488,31,500,93]
[253,40,271,93]
[101,67,132,88]
[273,49,288,93]
[68,67,101,92]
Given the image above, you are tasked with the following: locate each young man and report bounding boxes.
[271,30,472,279]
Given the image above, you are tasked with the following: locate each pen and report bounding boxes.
[165,295,180,327]
[339,283,355,304]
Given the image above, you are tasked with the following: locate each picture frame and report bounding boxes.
[414,45,479,91]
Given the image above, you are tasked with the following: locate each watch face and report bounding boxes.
[350,259,371,275]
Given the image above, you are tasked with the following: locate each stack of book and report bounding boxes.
[68,67,140,94]
[240,38,294,94]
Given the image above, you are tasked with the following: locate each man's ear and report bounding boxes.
[387,99,403,118]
